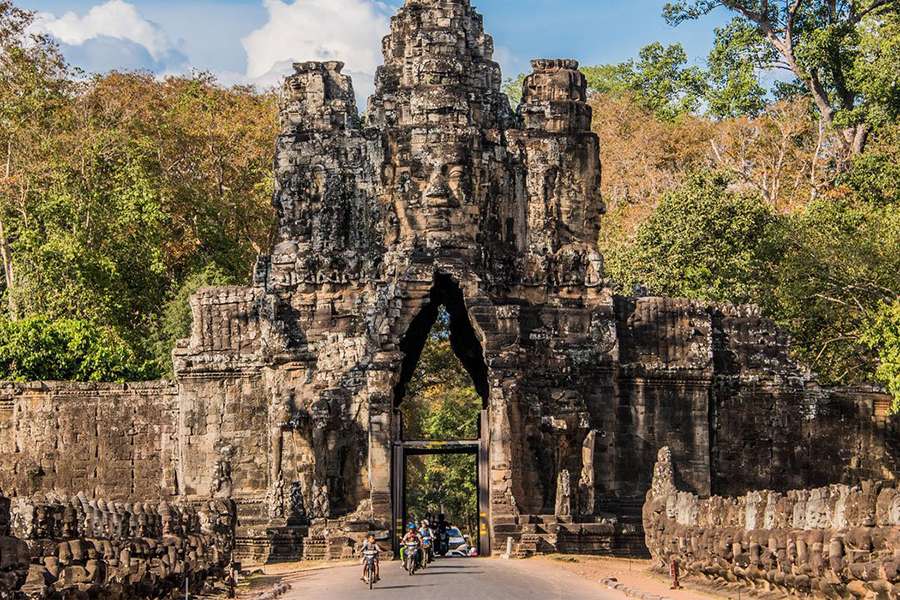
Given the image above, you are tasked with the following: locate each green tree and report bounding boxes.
[626,42,708,120]
[705,18,775,117]
[771,195,900,387]
[664,0,900,155]
[502,73,527,106]
[0,4,277,380]
[581,63,634,95]
[11,136,170,337]
[582,43,707,120]
[401,308,482,535]
[0,315,150,382]
[0,1,72,317]
[407,454,478,536]
[604,171,782,303]
[861,299,900,412]
[838,123,900,205]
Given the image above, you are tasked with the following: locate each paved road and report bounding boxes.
[279,557,622,600]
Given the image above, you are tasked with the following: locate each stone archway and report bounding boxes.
[387,272,493,556]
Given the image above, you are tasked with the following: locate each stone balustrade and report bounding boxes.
[1,491,236,599]
[643,447,900,598]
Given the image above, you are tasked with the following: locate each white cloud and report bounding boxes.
[242,0,393,105]
[31,0,183,65]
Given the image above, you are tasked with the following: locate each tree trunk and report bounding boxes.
[850,123,870,156]
[2,141,17,318]
[0,216,17,319]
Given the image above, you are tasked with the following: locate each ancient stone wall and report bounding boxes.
[710,304,899,495]
[2,494,235,599]
[0,383,178,502]
[643,448,900,598]
[0,0,897,565]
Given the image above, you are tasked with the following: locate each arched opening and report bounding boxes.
[391,273,491,556]
[393,272,488,418]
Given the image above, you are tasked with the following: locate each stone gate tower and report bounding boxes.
[168,0,896,559]
[3,0,893,564]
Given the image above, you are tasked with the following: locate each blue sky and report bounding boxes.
[21,0,731,101]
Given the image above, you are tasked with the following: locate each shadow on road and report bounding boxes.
[377,584,436,590]
[419,570,485,576]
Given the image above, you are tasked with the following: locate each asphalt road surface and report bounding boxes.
[280,557,622,600]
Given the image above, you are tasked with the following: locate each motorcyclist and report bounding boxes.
[435,514,449,556]
[359,533,381,582]
[419,520,435,564]
[400,524,422,569]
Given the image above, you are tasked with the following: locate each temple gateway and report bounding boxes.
[1,0,896,563]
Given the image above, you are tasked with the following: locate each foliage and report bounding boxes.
[625,42,708,120]
[664,0,900,155]
[581,43,707,120]
[849,10,900,130]
[502,73,527,106]
[580,63,634,96]
[590,91,715,211]
[708,97,829,209]
[838,123,900,205]
[401,309,481,441]
[861,300,900,412]
[604,171,781,304]
[770,195,900,387]
[12,137,170,335]
[705,18,774,118]
[407,453,478,536]
[0,3,277,379]
[0,315,150,382]
[0,1,72,319]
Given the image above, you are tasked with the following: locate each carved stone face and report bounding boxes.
[34,505,50,538]
[61,505,78,539]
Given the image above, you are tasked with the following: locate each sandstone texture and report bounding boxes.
[644,448,900,598]
[0,490,30,598]
[0,490,235,599]
[0,0,897,566]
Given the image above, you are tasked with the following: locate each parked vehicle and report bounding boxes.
[446,527,469,555]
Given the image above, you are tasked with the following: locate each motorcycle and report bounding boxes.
[421,536,434,566]
[403,542,421,575]
[362,549,379,590]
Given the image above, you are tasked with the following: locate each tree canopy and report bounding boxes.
[0,2,277,380]
[664,0,900,155]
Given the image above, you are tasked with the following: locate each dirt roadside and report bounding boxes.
[530,555,737,599]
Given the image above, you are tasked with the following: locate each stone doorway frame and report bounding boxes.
[391,409,491,557]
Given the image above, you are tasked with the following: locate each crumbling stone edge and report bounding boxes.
[245,581,291,600]
[601,577,673,600]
